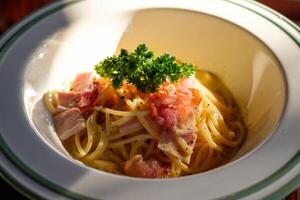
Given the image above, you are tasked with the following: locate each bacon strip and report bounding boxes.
[53,108,86,140]
[124,155,169,178]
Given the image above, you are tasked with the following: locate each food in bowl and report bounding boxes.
[43,44,246,178]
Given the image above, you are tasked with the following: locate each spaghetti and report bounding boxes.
[44,69,246,178]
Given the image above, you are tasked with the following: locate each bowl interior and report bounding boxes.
[24,8,286,167]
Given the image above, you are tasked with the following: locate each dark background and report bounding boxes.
[0,0,299,199]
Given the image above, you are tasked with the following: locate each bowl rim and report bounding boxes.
[0,0,299,199]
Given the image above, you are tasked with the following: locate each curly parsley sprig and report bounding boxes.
[95,44,195,93]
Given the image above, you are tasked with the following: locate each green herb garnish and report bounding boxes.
[95,44,195,93]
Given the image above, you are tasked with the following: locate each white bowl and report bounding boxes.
[0,0,299,199]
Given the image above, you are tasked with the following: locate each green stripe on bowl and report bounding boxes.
[0,137,96,200]
[224,0,300,46]
[0,163,44,200]
[245,0,300,33]
[265,173,300,200]
[0,0,299,200]
[218,150,300,200]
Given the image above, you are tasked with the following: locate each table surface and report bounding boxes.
[0,0,299,199]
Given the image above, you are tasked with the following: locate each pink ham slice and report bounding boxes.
[53,108,86,140]
[159,107,177,128]
[124,155,169,178]
[71,72,93,92]
[78,85,98,108]
[56,72,97,110]
[57,87,98,110]
[120,117,144,135]
[158,129,197,164]
[57,92,81,108]
[181,132,197,146]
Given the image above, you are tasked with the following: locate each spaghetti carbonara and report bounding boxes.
[44,45,245,178]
